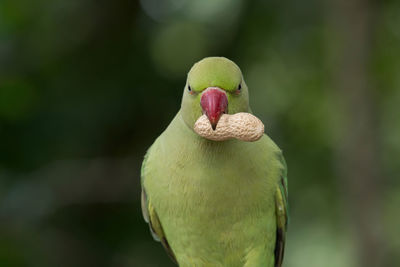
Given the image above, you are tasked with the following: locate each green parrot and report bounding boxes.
[141,57,288,267]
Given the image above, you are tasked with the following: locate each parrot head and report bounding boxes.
[181,57,249,130]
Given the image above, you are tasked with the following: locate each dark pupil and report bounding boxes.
[188,85,192,91]
[238,84,242,90]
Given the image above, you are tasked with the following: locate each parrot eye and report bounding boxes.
[235,83,242,94]
[188,85,195,95]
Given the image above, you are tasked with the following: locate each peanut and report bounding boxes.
[193,112,264,142]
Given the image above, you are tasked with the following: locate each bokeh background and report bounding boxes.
[1,0,399,266]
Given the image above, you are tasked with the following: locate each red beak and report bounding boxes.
[200,87,228,130]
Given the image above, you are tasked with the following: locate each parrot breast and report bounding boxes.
[143,113,283,267]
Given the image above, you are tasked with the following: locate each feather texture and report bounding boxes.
[141,113,288,267]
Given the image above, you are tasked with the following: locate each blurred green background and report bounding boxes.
[0,0,399,266]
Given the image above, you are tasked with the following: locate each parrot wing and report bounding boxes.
[141,150,177,264]
[274,154,289,267]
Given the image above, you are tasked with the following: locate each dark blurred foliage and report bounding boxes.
[0,0,399,266]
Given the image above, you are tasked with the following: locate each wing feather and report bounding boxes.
[141,149,177,264]
[274,154,288,267]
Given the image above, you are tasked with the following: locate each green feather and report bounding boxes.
[141,57,288,267]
